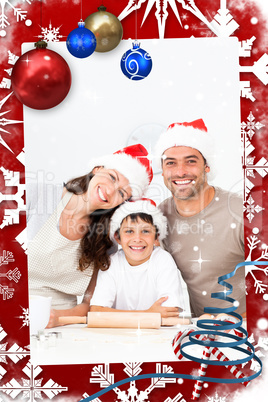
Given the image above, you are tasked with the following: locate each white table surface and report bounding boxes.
[30,322,247,366]
[30,324,194,365]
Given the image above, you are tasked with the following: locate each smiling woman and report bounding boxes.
[26,144,153,326]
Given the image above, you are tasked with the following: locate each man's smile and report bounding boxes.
[172,179,195,186]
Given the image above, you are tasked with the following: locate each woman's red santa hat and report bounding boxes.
[110,198,168,241]
[88,144,153,199]
[154,119,216,179]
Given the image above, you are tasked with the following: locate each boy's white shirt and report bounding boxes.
[90,247,184,311]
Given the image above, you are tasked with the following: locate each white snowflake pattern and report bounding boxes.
[0,267,21,283]
[240,81,256,102]
[16,306,30,329]
[0,251,17,301]
[15,227,28,252]
[245,233,268,294]
[209,0,239,37]
[0,167,26,229]
[240,53,268,86]
[239,36,256,101]
[82,394,101,402]
[241,111,267,201]
[0,0,32,38]
[0,50,19,89]
[242,334,268,373]
[239,36,256,58]
[0,250,21,288]
[0,284,14,300]
[16,147,25,166]
[37,22,64,42]
[206,391,226,402]
[243,195,264,224]
[0,361,68,401]
[0,91,23,154]
[0,324,29,381]
[0,250,14,266]
[237,22,268,101]
[16,306,30,328]
[118,0,221,39]
[242,111,265,140]
[163,393,187,402]
[85,363,182,402]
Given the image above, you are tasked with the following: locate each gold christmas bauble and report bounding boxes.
[84,6,123,52]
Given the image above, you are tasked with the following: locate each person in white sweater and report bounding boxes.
[27,144,153,325]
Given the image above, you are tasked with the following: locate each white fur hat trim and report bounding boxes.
[110,199,168,241]
[154,125,216,179]
[88,153,149,199]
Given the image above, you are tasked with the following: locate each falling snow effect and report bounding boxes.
[0,0,267,401]
[190,250,210,271]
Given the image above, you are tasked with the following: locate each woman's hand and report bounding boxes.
[46,303,90,328]
[147,296,180,319]
[46,309,61,328]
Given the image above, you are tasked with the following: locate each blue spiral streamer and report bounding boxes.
[81,261,268,402]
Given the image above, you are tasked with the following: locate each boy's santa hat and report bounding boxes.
[88,144,153,199]
[110,198,167,241]
[154,119,216,179]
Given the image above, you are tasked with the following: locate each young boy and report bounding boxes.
[90,199,184,318]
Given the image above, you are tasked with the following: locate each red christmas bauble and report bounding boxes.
[11,41,72,110]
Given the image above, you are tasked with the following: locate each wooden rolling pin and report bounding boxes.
[58,312,191,328]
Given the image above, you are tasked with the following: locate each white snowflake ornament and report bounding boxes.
[37,22,63,42]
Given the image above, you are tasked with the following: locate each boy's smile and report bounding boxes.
[116,216,158,266]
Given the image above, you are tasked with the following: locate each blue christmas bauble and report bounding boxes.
[66,20,96,58]
[121,41,152,81]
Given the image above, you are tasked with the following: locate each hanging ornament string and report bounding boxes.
[135,2,138,42]
[120,4,152,81]
[66,0,96,58]
[11,0,72,110]
[84,4,123,52]
[40,0,42,29]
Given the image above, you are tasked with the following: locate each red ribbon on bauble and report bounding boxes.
[11,41,72,110]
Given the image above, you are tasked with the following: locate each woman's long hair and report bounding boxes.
[65,171,117,272]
